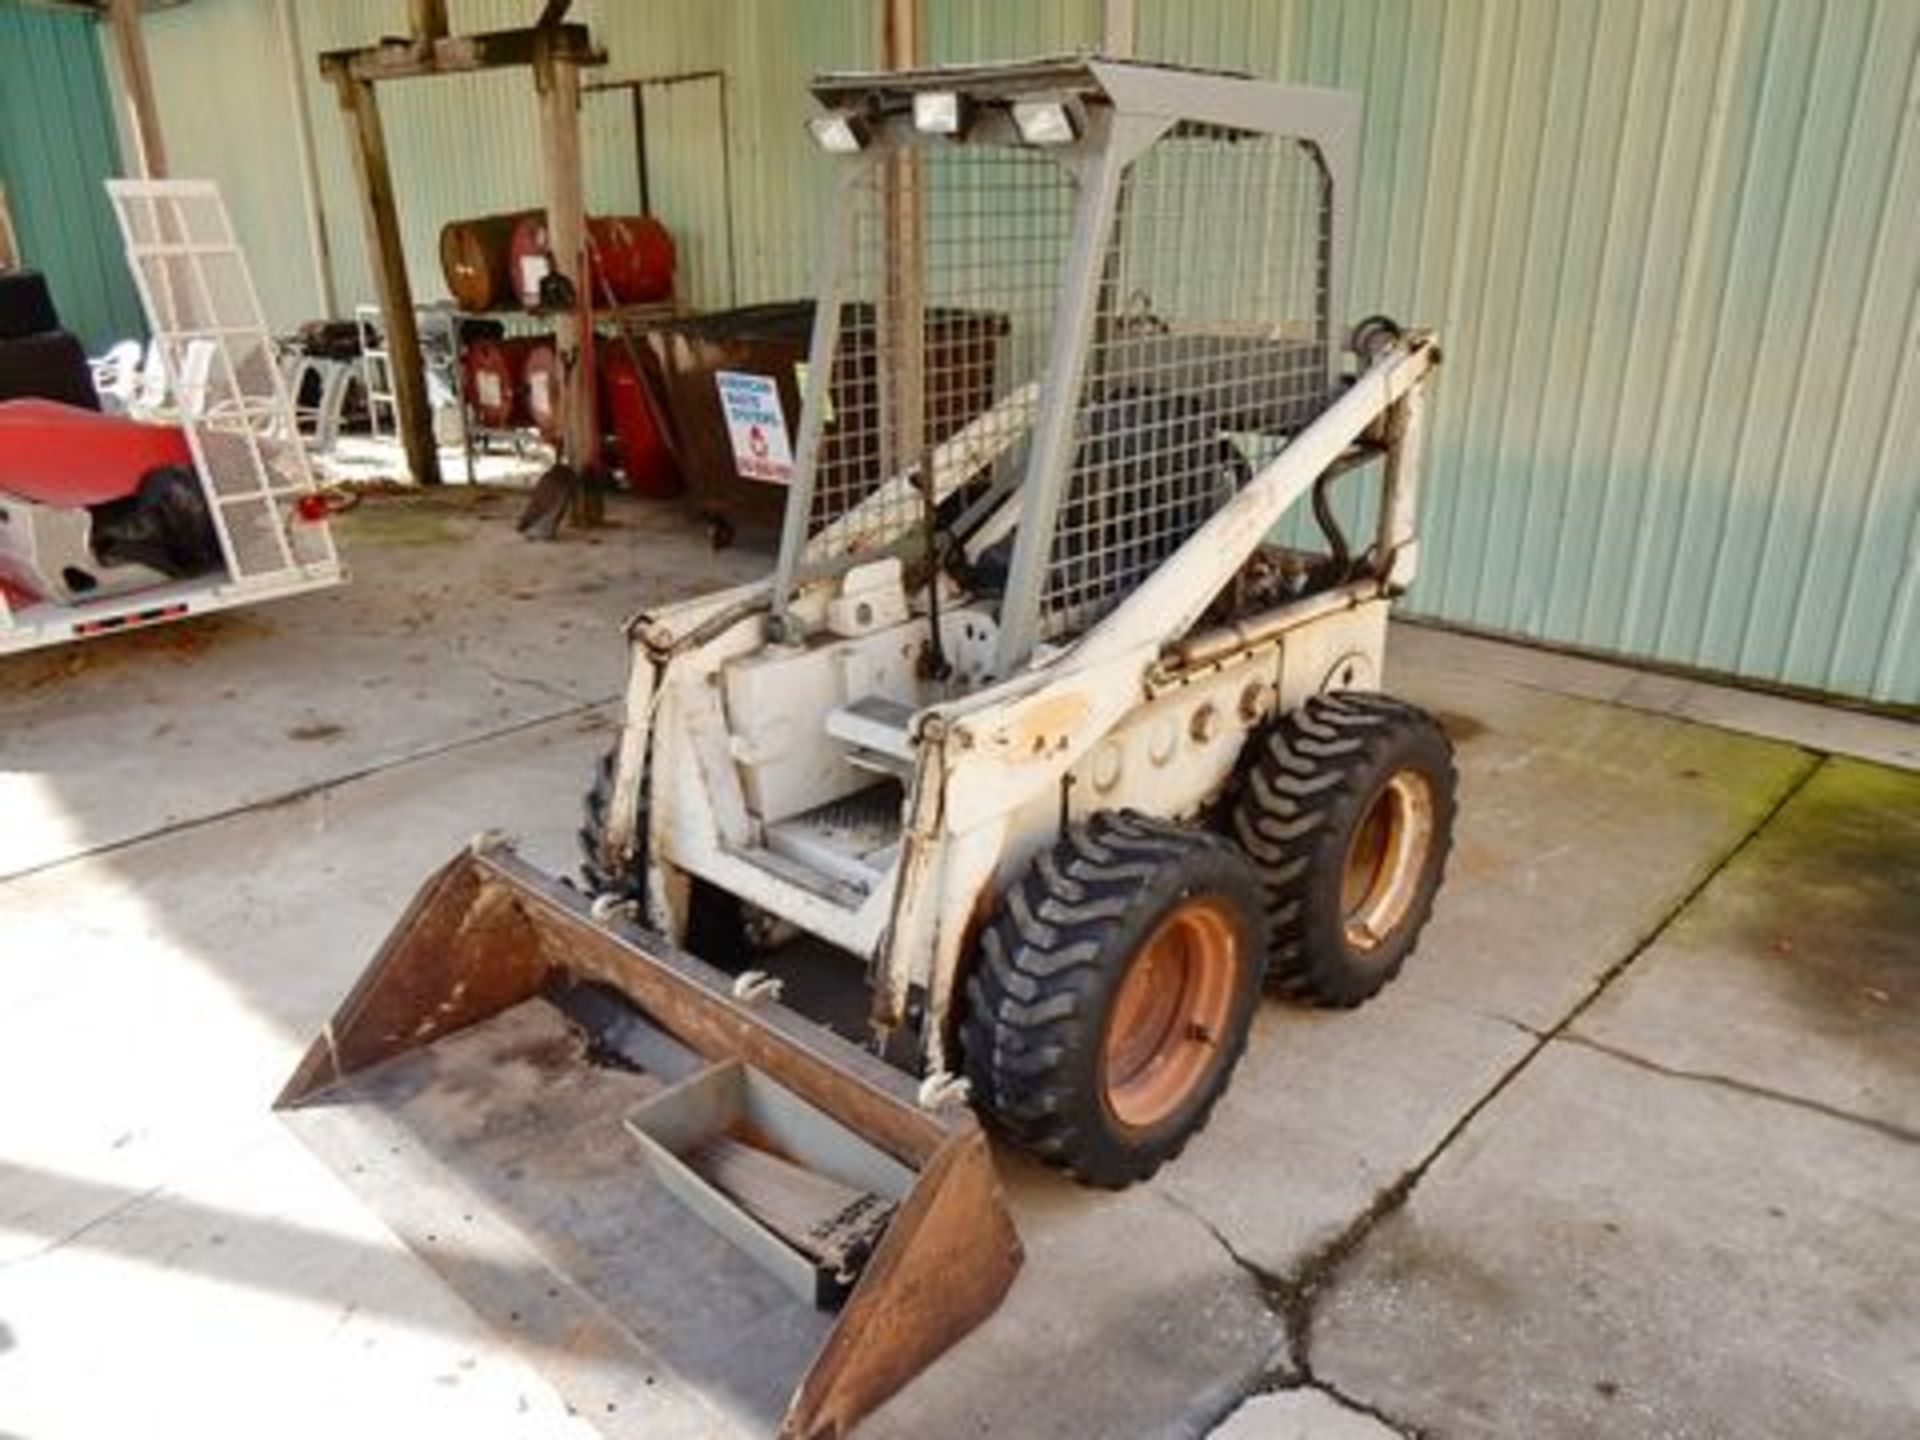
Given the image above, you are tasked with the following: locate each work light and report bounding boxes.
[807,109,870,153]
[1011,96,1079,146]
[912,90,969,136]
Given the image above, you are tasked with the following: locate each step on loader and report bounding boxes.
[284,56,1453,1438]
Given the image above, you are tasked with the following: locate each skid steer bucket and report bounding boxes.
[279,839,1020,1439]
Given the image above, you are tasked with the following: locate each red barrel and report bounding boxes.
[460,335,546,428]
[507,214,676,310]
[521,341,562,440]
[590,216,675,307]
[439,211,538,312]
[599,346,680,498]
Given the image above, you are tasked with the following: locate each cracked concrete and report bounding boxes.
[1211,1386,1406,1438]
[3,489,1914,1438]
[1299,757,1920,1437]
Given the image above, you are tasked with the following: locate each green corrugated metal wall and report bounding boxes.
[127,0,1918,703]
[946,0,1920,704]
[0,0,144,350]
[132,0,329,330]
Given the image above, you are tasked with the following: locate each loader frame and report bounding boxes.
[594,59,1439,1081]
[285,58,1444,1438]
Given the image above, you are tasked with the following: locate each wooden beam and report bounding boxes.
[106,0,166,178]
[1102,0,1135,58]
[535,36,600,521]
[318,23,603,84]
[335,74,441,486]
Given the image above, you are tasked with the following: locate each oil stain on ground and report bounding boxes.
[287,721,347,743]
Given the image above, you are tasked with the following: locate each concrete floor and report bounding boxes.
[1,489,1914,1439]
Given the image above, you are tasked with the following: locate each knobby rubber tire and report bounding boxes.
[961,811,1269,1188]
[578,747,633,897]
[1230,692,1456,1007]
[578,746,744,959]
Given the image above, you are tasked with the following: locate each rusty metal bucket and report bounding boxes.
[279,839,1020,1439]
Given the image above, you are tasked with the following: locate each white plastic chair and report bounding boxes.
[89,339,144,412]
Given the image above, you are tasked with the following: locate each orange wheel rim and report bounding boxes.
[1102,895,1241,1132]
[1341,769,1436,951]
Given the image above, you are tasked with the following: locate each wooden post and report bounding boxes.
[107,0,167,179]
[1102,0,1135,58]
[535,35,600,522]
[334,72,442,486]
[409,0,450,41]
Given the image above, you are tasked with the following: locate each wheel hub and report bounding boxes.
[1102,896,1240,1131]
[1341,769,1436,951]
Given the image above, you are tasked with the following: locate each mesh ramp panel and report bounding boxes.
[107,180,338,586]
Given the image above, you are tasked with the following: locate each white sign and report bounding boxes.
[715,370,794,484]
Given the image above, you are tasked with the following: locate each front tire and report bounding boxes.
[961,812,1268,1188]
[1230,692,1456,1006]
[578,746,744,960]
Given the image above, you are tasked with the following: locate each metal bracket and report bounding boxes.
[731,969,785,1005]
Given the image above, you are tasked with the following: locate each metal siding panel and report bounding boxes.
[1657,0,1820,668]
[927,0,1101,63]
[0,1,144,349]
[1489,0,1608,641]
[581,87,641,215]
[137,0,329,330]
[1733,0,1892,679]
[1692,1,1855,676]
[640,78,733,308]
[1131,0,1916,702]
[1572,0,1723,651]
[123,0,1915,700]
[1813,8,1920,702]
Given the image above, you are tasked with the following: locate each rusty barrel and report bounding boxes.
[439,210,539,313]
[508,213,676,311]
[520,339,561,439]
[460,334,548,429]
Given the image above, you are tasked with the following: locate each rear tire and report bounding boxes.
[962,812,1268,1188]
[1230,692,1456,1006]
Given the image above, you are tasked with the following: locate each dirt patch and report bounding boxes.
[330,484,528,548]
[1433,709,1489,744]
[1,610,272,692]
[337,505,462,548]
[287,721,347,743]
[1730,760,1920,1063]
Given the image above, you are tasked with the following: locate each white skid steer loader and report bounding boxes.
[285,57,1453,1439]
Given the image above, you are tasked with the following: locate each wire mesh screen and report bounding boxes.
[107,182,338,583]
[799,143,1076,572]
[1038,130,1331,640]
